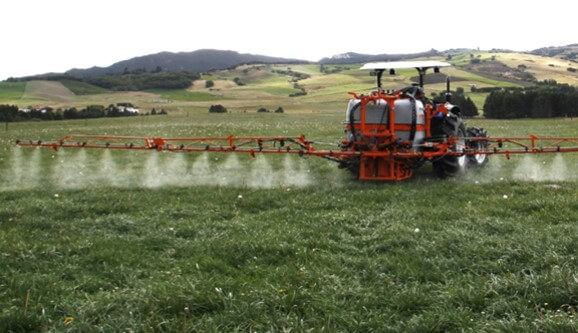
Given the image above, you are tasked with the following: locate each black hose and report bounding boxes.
[349,101,361,141]
[409,97,417,142]
[377,102,390,131]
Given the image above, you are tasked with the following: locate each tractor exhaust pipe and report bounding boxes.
[445,76,452,103]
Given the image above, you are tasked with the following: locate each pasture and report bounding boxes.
[0,112,577,332]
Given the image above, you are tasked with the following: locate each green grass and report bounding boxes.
[466,92,490,110]
[60,80,109,95]
[0,82,26,102]
[257,86,302,96]
[0,114,577,331]
[148,89,224,102]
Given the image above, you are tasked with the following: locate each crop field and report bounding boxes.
[0,110,577,331]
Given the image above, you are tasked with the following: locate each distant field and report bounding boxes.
[148,89,224,102]
[487,52,578,86]
[0,82,26,103]
[22,80,75,103]
[0,113,576,331]
[60,80,109,95]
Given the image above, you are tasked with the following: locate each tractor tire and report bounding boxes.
[466,127,489,167]
[431,115,467,178]
[339,158,360,178]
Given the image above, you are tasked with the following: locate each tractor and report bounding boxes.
[336,61,489,180]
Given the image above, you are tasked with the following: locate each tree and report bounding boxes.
[80,105,106,119]
[483,80,578,119]
[151,108,157,115]
[274,107,284,113]
[63,107,79,119]
[0,104,18,122]
[107,104,121,117]
[257,107,269,113]
[233,77,245,86]
[461,96,478,117]
[209,104,227,113]
[434,92,478,117]
[153,66,162,73]
[205,80,214,88]
[531,94,553,118]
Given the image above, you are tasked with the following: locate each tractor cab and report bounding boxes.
[362,60,452,103]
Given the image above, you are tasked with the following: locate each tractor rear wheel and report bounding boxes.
[432,115,467,178]
[466,127,489,167]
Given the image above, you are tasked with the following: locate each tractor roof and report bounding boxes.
[360,61,451,71]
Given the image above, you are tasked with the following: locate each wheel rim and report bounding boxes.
[456,137,467,168]
[473,153,486,164]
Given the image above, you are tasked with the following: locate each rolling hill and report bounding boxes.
[318,49,443,64]
[529,44,578,61]
[65,49,311,78]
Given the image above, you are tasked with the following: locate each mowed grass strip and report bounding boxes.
[60,80,109,95]
[0,82,26,103]
[148,89,224,102]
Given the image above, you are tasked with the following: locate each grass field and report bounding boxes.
[0,82,26,103]
[60,80,109,96]
[148,89,224,102]
[0,112,577,331]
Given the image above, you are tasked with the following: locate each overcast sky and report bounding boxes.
[1,0,576,80]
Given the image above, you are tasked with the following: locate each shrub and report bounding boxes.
[0,105,18,122]
[257,107,269,113]
[274,107,284,113]
[205,80,214,88]
[289,91,307,97]
[209,104,227,113]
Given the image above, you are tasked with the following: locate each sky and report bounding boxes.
[1,0,576,80]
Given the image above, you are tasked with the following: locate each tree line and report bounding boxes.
[86,71,200,91]
[0,104,166,122]
[7,70,200,91]
[483,80,578,118]
[209,104,284,113]
[432,87,479,117]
